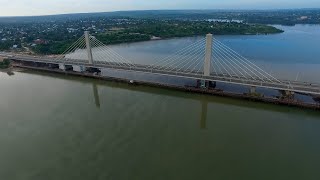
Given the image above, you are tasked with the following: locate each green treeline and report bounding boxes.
[33,21,283,55]
[96,33,150,44]
[0,59,10,69]
[32,41,74,55]
[124,21,283,38]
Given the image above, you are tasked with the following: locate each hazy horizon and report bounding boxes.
[0,8,319,18]
[0,0,319,17]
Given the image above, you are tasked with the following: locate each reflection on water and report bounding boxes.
[7,71,14,76]
[2,25,320,179]
[92,83,101,108]
[91,79,209,128]
[1,71,320,180]
[200,99,208,129]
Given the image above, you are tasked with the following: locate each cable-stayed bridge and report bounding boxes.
[10,31,320,96]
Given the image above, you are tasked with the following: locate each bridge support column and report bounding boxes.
[72,65,86,72]
[33,62,40,67]
[200,80,207,89]
[247,86,264,97]
[249,86,256,94]
[59,63,66,71]
[197,80,216,89]
[280,90,295,100]
[84,31,94,65]
[203,33,213,88]
[209,81,217,88]
[48,64,59,69]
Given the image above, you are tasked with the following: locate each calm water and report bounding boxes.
[1,25,320,180]
[100,25,320,102]
[109,24,320,83]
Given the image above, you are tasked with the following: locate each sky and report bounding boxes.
[0,0,319,16]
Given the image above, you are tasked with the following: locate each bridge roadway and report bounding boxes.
[10,55,320,96]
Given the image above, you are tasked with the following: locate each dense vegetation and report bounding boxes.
[0,42,13,51]
[32,41,74,55]
[0,59,10,69]
[95,33,150,44]
[123,21,283,38]
[33,21,282,54]
[3,9,317,55]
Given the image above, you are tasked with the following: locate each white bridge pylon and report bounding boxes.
[55,31,283,87]
[55,31,136,68]
[148,33,282,85]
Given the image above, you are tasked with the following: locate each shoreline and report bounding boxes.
[5,30,285,57]
[105,31,284,46]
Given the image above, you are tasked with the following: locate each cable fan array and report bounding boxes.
[54,32,283,85]
[148,38,206,75]
[211,38,281,84]
[54,34,135,68]
[148,37,282,84]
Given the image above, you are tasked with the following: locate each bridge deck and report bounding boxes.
[10,55,320,95]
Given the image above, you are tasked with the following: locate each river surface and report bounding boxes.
[1,25,320,180]
[107,24,320,83]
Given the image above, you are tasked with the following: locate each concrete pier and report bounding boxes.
[72,65,86,72]
[59,63,66,71]
[48,64,59,69]
[197,80,216,89]
[280,90,295,100]
[209,81,217,88]
[250,86,256,94]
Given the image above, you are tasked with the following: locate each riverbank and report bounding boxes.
[32,21,283,55]
[12,64,320,111]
